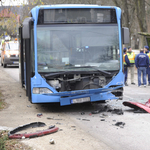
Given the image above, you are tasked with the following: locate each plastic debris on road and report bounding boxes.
[123,98,150,113]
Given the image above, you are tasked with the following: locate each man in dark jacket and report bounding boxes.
[123,48,130,86]
[135,49,149,87]
[144,46,150,86]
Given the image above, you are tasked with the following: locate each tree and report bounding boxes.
[111,0,148,48]
[135,0,147,47]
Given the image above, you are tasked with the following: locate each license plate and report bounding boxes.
[13,61,19,64]
[71,97,90,104]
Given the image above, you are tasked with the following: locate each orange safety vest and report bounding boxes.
[123,54,127,65]
[127,51,135,64]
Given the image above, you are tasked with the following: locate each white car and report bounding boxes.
[0,44,1,57]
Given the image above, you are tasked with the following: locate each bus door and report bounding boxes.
[19,18,33,102]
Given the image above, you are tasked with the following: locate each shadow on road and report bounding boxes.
[34,101,110,114]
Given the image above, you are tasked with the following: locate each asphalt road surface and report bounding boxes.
[0,56,150,150]
[0,57,19,81]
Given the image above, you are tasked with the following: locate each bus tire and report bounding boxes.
[1,59,3,66]
[3,63,7,68]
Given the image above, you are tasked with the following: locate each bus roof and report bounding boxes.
[30,4,121,26]
[34,4,118,9]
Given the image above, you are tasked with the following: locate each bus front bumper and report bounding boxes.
[32,85,122,106]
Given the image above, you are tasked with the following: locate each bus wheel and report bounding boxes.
[1,59,3,66]
[3,63,7,68]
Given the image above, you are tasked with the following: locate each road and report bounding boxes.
[0,56,150,150]
[0,57,19,82]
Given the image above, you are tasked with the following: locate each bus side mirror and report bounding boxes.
[122,27,129,44]
[22,17,33,39]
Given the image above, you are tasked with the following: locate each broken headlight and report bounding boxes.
[32,88,53,94]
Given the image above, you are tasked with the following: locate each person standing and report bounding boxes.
[127,46,136,85]
[144,46,150,86]
[123,48,130,86]
[135,49,149,87]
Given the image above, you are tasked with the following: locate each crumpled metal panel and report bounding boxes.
[123,99,150,113]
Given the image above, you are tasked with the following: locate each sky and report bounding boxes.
[0,0,28,6]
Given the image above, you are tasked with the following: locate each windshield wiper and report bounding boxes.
[64,66,112,76]
[43,67,112,79]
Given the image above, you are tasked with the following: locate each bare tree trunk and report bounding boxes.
[135,0,147,48]
[135,0,147,32]
[122,0,129,28]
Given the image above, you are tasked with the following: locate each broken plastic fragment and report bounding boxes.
[49,139,55,144]
[123,99,150,113]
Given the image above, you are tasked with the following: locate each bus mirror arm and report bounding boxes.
[22,17,33,39]
[122,27,129,44]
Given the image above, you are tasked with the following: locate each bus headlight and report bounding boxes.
[32,88,53,94]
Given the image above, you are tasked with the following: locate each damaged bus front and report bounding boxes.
[19,5,129,106]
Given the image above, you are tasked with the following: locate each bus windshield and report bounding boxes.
[37,24,119,72]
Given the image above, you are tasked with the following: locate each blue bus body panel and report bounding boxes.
[31,71,124,105]
[30,4,124,105]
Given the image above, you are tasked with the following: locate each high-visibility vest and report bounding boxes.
[144,51,150,61]
[123,54,127,65]
[147,52,150,60]
[127,52,135,63]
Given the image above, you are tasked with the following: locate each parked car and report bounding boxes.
[1,39,19,68]
[0,45,1,57]
[0,41,2,57]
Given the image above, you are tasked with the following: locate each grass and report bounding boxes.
[0,91,32,150]
[0,131,8,150]
[0,91,7,110]
[0,130,33,150]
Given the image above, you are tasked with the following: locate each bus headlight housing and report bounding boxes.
[32,88,53,94]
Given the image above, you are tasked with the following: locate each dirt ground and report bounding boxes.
[0,67,112,150]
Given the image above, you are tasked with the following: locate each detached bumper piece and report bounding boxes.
[8,122,59,139]
[123,99,150,113]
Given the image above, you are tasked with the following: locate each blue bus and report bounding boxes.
[19,4,129,106]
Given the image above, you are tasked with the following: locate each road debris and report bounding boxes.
[8,122,59,139]
[99,115,105,118]
[37,113,43,117]
[91,106,108,114]
[27,105,32,108]
[101,113,108,117]
[56,122,61,125]
[47,117,62,120]
[91,110,101,114]
[114,122,125,128]
[100,119,105,121]
[59,129,63,131]
[49,139,55,144]
[81,112,85,115]
[107,108,124,115]
[123,98,150,113]
[82,119,90,121]
[111,109,124,115]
